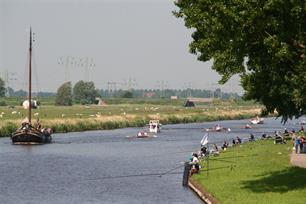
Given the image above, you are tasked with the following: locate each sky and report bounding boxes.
[0,0,243,93]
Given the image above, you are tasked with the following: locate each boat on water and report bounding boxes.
[149,120,161,133]
[206,124,231,132]
[11,28,52,145]
[137,131,149,138]
[244,124,253,129]
[126,131,157,139]
[250,116,264,124]
[299,120,306,125]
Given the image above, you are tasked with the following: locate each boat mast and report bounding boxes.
[28,28,32,124]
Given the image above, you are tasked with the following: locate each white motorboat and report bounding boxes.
[149,120,161,133]
[250,117,264,124]
[137,131,149,138]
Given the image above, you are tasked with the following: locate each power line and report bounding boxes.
[58,56,95,82]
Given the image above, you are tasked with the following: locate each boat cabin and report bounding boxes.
[149,120,161,133]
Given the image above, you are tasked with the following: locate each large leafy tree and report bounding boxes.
[0,77,5,97]
[55,82,73,106]
[174,0,306,121]
[73,80,99,104]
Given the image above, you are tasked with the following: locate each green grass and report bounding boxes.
[0,99,263,136]
[193,140,306,204]
[0,102,261,120]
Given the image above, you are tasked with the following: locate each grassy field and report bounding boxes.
[192,139,306,204]
[0,98,264,137]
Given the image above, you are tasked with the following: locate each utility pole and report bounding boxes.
[2,70,17,97]
[156,80,169,98]
[58,56,95,82]
[183,82,193,98]
[107,81,117,98]
[81,57,95,82]
[122,78,137,91]
[58,56,74,82]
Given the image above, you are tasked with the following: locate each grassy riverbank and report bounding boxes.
[0,99,263,137]
[192,140,306,204]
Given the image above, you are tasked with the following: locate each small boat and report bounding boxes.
[126,131,157,139]
[11,28,52,145]
[244,124,252,129]
[149,120,161,133]
[250,116,264,124]
[299,120,306,125]
[206,124,231,132]
[137,131,149,138]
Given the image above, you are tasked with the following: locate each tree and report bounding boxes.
[174,0,306,121]
[14,89,27,97]
[0,77,5,97]
[73,80,99,104]
[7,87,14,97]
[121,91,133,98]
[55,82,73,106]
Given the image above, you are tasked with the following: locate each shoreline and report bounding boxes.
[0,110,262,137]
[189,178,219,204]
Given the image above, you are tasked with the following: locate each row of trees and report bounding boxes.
[100,88,240,99]
[55,81,99,106]
[0,77,55,97]
[1,77,240,103]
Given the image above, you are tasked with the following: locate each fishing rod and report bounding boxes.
[159,163,185,177]
[84,171,183,181]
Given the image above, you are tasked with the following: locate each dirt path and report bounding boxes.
[290,150,306,168]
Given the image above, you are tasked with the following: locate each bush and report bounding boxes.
[0,100,7,106]
[0,122,18,137]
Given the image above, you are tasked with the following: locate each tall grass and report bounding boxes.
[0,101,263,137]
[0,122,18,137]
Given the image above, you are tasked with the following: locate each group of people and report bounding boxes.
[272,128,306,153]
[34,118,53,136]
[232,136,242,146]
[188,125,306,177]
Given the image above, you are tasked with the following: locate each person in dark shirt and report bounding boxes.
[236,136,242,144]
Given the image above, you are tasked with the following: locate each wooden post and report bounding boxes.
[207,133,209,177]
[182,162,191,187]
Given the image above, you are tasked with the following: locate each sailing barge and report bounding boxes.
[11,28,52,144]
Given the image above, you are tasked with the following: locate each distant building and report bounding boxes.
[187,97,214,103]
[95,97,107,106]
[184,99,195,107]
[22,100,38,109]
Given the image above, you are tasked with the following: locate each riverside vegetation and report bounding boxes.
[0,98,263,137]
[192,139,306,204]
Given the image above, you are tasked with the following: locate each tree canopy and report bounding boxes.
[121,91,133,98]
[55,82,73,106]
[174,0,306,121]
[73,80,99,104]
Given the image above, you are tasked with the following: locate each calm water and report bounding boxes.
[0,117,302,204]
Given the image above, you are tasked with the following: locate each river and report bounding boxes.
[0,117,302,204]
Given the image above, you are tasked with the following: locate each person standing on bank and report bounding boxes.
[295,136,301,154]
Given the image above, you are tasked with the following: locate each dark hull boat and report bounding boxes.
[11,126,52,144]
[11,28,52,145]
